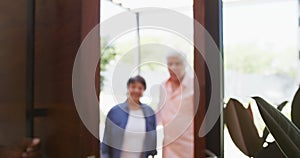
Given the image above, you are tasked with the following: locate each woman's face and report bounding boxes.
[128,82,145,101]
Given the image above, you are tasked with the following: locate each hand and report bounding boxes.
[0,138,42,158]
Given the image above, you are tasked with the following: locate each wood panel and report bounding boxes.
[33,0,100,157]
[194,0,223,157]
[203,0,223,157]
[80,0,101,157]
[0,0,27,146]
[193,0,207,157]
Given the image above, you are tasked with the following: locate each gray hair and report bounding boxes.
[166,51,187,66]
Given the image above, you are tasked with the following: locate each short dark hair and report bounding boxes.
[127,75,147,90]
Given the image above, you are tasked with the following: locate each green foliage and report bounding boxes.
[225,99,292,157]
[261,101,288,142]
[256,142,284,158]
[225,99,263,157]
[224,45,297,77]
[100,39,117,90]
[253,97,300,157]
[292,87,300,129]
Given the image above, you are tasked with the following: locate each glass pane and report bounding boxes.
[223,0,299,157]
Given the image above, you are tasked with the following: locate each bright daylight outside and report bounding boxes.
[223,0,299,157]
[100,0,299,157]
[100,1,194,158]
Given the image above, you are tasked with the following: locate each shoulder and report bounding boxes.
[182,74,194,88]
[107,103,124,117]
[141,104,157,127]
[141,104,155,115]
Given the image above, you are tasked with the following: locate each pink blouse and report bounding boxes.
[157,74,194,158]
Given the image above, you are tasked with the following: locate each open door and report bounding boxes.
[33,0,100,157]
[0,0,100,157]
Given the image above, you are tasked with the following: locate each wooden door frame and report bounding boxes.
[80,0,101,157]
[25,0,101,157]
[194,0,224,157]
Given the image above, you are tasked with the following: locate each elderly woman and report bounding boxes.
[101,75,157,158]
[157,52,194,158]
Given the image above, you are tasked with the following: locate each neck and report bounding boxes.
[171,73,185,84]
[127,98,141,110]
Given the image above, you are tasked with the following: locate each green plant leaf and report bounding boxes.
[253,97,300,157]
[224,99,263,157]
[292,87,300,129]
[256,142,285,158]
[261,101,288,142]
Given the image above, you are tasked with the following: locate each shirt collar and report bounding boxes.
[120,100,146,112]
[166,73,190,88]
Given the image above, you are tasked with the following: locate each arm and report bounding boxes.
[149,113,158,157]
[101,111,112,158]
[156,84,165,125]
[153,114,157,155]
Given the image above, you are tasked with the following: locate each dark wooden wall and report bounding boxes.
[80,0,101,157]
[193,0,207,157]
[0,0,100,157]
[34,0,100,157]
[0,0,27,146]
